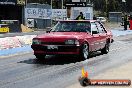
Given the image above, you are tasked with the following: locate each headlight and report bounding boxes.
[65,39,79,45]
[32,39,41,44]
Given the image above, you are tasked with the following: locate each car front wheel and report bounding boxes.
[79,43,89,60]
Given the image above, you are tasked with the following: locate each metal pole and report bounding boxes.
[105,0,108,17]
[61,0,64,20]
[122,0,126,14]
[24,0,27,25]
[25,0,27,6]
[62,0,63,9]
[51,0,52,27]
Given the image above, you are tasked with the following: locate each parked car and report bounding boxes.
[31,20,113,60]
[96,17,107,23]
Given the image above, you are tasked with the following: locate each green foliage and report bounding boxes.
[93,0,132,16]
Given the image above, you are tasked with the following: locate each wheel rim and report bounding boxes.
[82,44,89,59]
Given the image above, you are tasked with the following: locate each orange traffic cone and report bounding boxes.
[81,67,88,78]
[79,67,91,87]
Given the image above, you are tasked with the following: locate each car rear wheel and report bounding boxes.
[79,43,89,60]
[101,42,110,54]
[35,54,46,60]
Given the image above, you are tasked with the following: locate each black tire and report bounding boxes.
[79,43,89,60]
[35,54,46,60]
[101,42,110,54]
[79,77,91,87]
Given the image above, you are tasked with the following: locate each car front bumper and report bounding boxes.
[31,45,80,55]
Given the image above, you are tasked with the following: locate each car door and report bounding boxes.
[90,22,100,51]
[95,22,107,49]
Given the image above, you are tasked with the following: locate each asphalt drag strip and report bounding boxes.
[0,36,132,88]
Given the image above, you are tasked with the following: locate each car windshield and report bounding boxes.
[51,21,91,32]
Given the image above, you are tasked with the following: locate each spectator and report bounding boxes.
[76,12,85,20]
[93,15,97,20]
[124,14,128,30]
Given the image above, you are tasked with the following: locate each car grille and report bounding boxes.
[41,42,65,45]
[32,45,79,52]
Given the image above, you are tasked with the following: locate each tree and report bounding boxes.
[27,0,132,12]
[126,0,132,12]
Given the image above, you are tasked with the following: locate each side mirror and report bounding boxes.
[92,31,98,34]
[46,27,52,33]
[46,30,50,33]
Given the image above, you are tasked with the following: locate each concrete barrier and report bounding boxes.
[16,35,37,45]
[0,35,37,50]
[0,37,21,50]
[0,38,9,50]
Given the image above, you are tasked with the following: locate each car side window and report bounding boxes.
[91,22,99,34]
[95,22,106,33]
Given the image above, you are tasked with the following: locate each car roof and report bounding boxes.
[59,20,96,22]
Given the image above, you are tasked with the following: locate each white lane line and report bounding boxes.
[0,51,33,58]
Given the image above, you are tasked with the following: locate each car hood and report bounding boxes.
[35,32,91,42]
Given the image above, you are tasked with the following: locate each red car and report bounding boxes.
[31,20,113,60]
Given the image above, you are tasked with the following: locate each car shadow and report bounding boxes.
[18,51,104,65]
[18,55,80,65]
